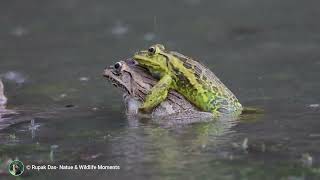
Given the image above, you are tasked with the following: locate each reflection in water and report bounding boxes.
[111,114,239,175]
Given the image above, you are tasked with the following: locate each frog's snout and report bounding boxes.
[102,67,110,77]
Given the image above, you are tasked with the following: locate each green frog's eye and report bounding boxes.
[148,46,156,54]
[114,62,122,70]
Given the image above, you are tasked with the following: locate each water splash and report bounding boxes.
[1,71,27,84]
[50,145,59,161]
[28,119,40,139]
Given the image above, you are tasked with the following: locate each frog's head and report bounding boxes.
[103,60,156,97]
[103,60,134,95]
[133,44,170,74]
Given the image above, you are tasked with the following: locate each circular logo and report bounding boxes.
[8,160,24,176]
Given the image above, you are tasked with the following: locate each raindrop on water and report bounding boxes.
[29,119,40,139]
[10,27,28,37]
[309,104,319,108]
[79,77,90,81]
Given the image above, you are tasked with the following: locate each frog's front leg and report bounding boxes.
[139,74,172,113]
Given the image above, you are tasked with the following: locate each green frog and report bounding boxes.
[133,44,243,115]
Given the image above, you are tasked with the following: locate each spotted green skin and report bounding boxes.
[133,44,243,115]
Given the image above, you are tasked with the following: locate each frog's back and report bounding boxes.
[170,51,242,114]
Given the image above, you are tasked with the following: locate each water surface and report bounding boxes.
[1,0,320,179]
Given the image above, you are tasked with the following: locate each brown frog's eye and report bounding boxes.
[148,46,156,54]
[114,62,122,70]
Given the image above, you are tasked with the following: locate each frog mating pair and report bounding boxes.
[104,44,243,118]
